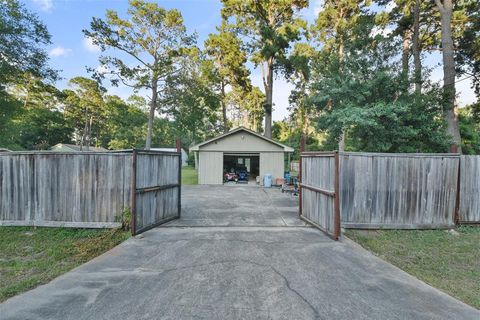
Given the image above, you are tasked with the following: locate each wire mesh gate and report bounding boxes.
[131,149,181,235]
[299,151,341,240]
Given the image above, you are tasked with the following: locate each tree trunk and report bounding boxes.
[145,79,158,150]
[263,59,274,138]
[338,42,345,152]
[413,0,421,93]
[402,29,411,75]
[435,0,461,152]
[221,81,228,133]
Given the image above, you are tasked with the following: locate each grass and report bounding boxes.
[345,227,480,309]
[0,227,130,302]
[182,166,198,185]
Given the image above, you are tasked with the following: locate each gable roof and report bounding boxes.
[190,127,294,152]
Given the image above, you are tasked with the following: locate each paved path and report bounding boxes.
[1,186,478,319]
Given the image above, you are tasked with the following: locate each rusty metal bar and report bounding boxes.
[135,184,180,194]
[131,149,137,235]
[299,183,335,197]
[176,138,182,219]
[333,151,341,240]
[298,134,306,216]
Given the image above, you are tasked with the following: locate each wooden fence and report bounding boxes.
[459,155,480,223]
[340,153,460,229]
[0,150,181,232]
[132,150,181,235]
[299,152,340,239]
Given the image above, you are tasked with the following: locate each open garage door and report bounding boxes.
[223,153,259,184]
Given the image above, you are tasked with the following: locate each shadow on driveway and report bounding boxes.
[0,186,478,319]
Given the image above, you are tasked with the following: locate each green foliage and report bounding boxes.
[115,208,132,231]
[459,103,480,154]
[455,0,480,98]
[84,0,196,147]
[0,0,56,93]
[307,18,450,152]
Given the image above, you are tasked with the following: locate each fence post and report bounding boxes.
[333,151,341,240]
[131,149,137,235]
[454,155,461,225]
[299,134,306,216]
[176,138,182,219]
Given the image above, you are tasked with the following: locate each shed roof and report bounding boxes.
[190,127,294,152]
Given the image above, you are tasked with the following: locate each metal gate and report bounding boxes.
[131,149,181,235]
[299,151,341,240]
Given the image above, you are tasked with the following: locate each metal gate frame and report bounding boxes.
[299,151,341,240]
[131,146,182,235]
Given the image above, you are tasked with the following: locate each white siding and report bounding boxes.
[201,131,284,152]
[198,151,223,184]
[260,152,285,185]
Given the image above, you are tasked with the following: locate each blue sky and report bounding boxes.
[24,0,475,121]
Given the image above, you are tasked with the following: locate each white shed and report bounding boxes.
[190,127,294,185]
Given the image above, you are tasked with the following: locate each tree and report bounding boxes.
[459,103,480,155]
[161,53,222,147]
[0,0,56,93]
[434,0,461,152]
[101,95,148,149]
[456,0,480,98]
[64,77,106,150]
[307,20,450,153]
[220,0,308,138]
[313,0,369,150]
[84,0,195,149]
[204,22,250,133]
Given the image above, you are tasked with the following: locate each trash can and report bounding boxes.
[264,174,272,188]
[284,171,291,184]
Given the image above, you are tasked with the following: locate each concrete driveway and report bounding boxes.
[1,186,478,320]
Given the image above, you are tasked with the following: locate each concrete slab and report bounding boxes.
[166,185,307,227]
[1,186,478,319]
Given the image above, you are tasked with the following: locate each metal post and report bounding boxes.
[298,134,306,216]
[131,149,137,235]
[333,151,341,240]
[176,138,182,219]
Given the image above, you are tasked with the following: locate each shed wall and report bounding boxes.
[260,152,285,184]
[198,151,223,184]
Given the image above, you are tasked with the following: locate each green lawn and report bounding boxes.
[182,166,198,185]
[0,227,130,302]
[345,227,480,309]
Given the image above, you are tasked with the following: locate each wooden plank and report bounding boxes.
[342,222,454,229]
[459,155,480,223]
[339,153,459,227]
[0,220,121,228]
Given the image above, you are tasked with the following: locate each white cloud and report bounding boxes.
[49,46,72,57]
[32,0,53,12]
[83,36,101,53]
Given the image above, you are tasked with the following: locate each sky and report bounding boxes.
[24,0,476,121]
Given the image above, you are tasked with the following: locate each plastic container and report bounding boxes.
[284,171,291,184]
[263,174,272,188]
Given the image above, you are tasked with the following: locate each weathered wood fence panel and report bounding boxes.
[340,153,459,229]
[300,152,340,239]
[459,155,480,223]
[132,150,181,235]
[0,152,132,228]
